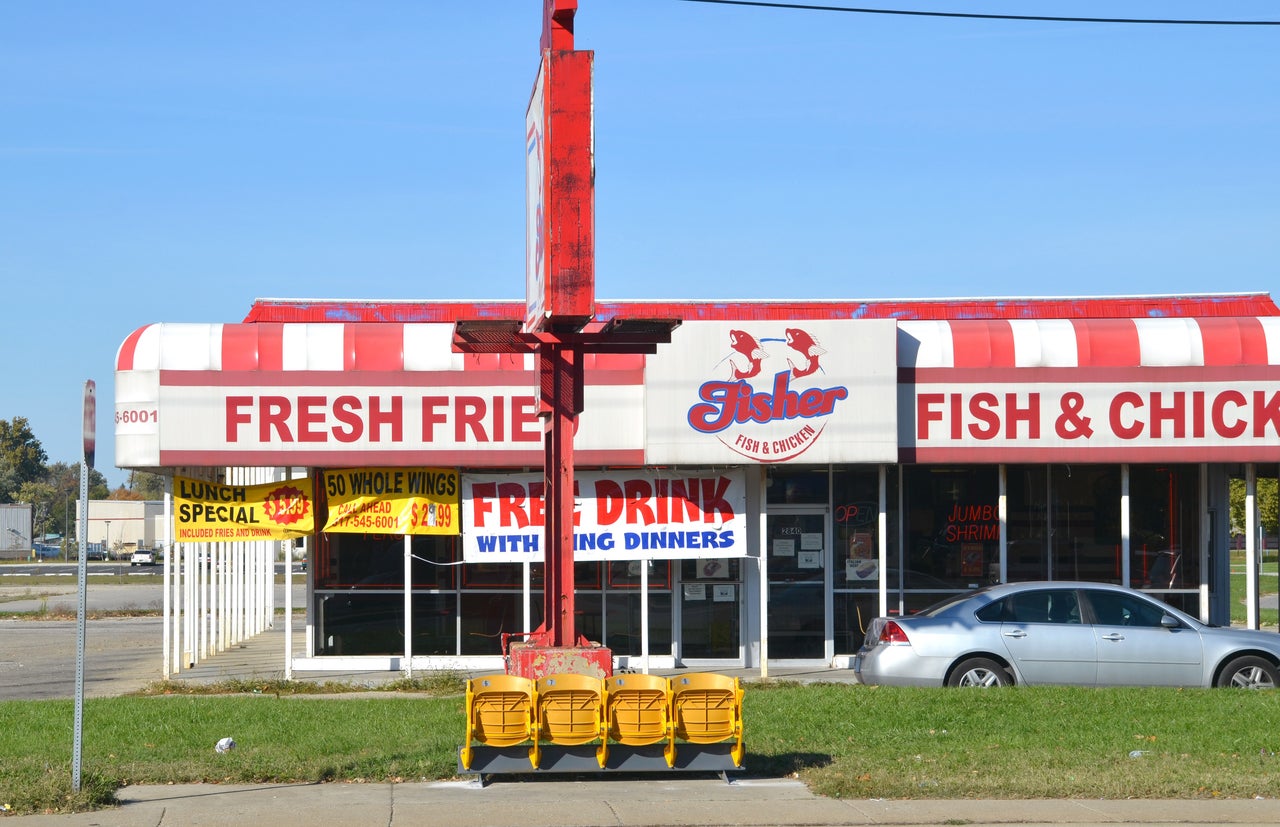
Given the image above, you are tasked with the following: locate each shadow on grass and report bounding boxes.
[740,751,833,778]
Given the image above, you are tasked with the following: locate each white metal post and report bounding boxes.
[1121,464,1131,587]
[1247,464,1259,629]
[403,533,413,677]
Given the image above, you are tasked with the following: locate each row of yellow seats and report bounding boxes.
[460,672,744,771]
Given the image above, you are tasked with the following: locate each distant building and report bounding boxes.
[74,500,166,558]
[1,503,33,560]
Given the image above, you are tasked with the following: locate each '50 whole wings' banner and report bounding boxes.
[323,467,460,535]
[174,475,314,542]
[461,469,747,562]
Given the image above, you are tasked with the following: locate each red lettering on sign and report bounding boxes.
[1253,390,1280,438]
[226,396,252,442]
[594,477,737,527]
[1109,392,1143,439]
[1149,392,1184,439]
[1005,393,1039,439]
[297,396,326,442]
[968,392,999,440]
[333,396,363,443]
[369,397,402,442]
[223,395,404,444]
[470,480,575,529]
[422,395,539,443]
[1213,391,1246,438]
[918,393,944,440]
[261,397,291,441]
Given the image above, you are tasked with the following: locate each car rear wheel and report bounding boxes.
[1216,656,1279,689]
[947,657,1012,687]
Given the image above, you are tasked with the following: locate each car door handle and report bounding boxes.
[1101,633,1125,641]
[1002,630,1028,639]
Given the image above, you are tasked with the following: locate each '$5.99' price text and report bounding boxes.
[411,501,452,530]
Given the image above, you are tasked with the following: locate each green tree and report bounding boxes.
[0,417,48,502]
[15,480,57,540]
[127,470,166,500]
[1228,477,1279,540]
[43,462,107,538]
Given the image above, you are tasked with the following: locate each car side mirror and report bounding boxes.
[1160,613,1180,629]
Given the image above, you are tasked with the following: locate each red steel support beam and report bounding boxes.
[540,342,583,647]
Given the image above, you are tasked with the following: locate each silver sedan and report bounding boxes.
[854,581,1280,689]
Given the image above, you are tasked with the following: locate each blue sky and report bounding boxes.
[2,1,1277,485]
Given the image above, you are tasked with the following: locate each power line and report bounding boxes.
[679,0,1280,26]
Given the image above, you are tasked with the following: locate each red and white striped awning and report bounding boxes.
[114,315,1280,468]
[116,322,641,373]
[899,317,1280,369]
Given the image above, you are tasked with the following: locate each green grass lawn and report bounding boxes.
[4,682,1280,815]
[1229,566,1279,627]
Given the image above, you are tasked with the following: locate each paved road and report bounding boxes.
[0,583,306,700]
[2,562,303,576]
[0,617,163,700]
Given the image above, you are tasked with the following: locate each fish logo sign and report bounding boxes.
[687,327,849,462]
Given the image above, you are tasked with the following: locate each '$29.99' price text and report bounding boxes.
[411,501,452,530]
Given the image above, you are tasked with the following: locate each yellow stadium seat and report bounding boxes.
[670,673,744,768]
[534,673,607,769]
[461,674,536,770]
[604,674,674,767]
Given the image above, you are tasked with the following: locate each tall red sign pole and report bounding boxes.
[530,0,594,652]
[454,1,677,678]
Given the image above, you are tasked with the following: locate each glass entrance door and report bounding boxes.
[766,510,829,660]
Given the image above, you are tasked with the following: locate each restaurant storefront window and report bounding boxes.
[1050,464,1121,583]
[833,466,893,651]
[1006,465,1049,581]
[315,531,675,658]
[1129,464,1201,614]
[901,465,998,611]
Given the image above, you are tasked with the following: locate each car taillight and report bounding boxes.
[878,620,910,644]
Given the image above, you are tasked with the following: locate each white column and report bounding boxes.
[1121,464,1131,588]
[878,465,888,616]
[1199,464,1210,623]
[640,559,650,674]
[403,533,413,677]
[163,485,172,679]
[758,470,769,678]
[998,465,1008,583]
[1247,464,1259,630]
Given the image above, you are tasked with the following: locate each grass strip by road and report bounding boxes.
[3,682,1280,815]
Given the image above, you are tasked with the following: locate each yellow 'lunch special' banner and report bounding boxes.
[174,475,314,542]
[323,467,460,535]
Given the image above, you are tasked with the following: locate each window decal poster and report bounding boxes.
[461,469,747,562]
[174,475,313,542]
[323,467,459,536]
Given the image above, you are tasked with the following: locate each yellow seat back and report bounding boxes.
[605,674,671,746]
[535,673,605,746]
[467,674,536,747]
[671,672,742,743]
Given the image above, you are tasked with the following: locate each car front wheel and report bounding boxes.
[1217,656,1279,689]
[947,657,1012,687]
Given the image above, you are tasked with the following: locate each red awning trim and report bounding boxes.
[240,293,1280,324]
[898,317,1280,369]
[116,322,645,375]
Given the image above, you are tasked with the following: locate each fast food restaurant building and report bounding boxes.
[114,292,1280,676]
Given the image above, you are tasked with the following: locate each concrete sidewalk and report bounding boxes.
[8,778,1280,826]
